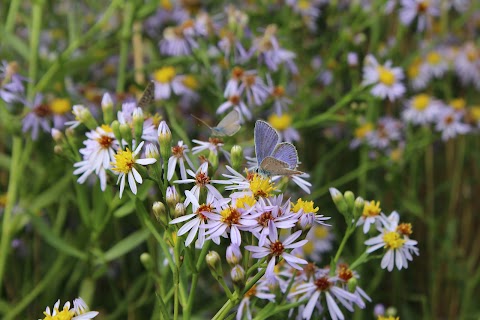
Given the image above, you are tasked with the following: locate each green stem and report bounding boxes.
[4,0,21,33]
[333,226,355,266]
[27,0,43,100]
[116,1,135,93]
[0,137,22,293]
[184,273,198,318]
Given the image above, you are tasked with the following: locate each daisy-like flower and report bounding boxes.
[454,42,480,88]
[249,196,299,246]
[335,264,371,309]
[74,125,119,191]
[217,91,251,120]
[40,298,98,320]
[399,0,440,31]
[365,211,419,271]
[362,55,405,101]
[289,272,361,320]
[236,281,276,320]
[238,70,270,107]
[269,84,292,115]
[117,102,158,143]
[246,221,308,278]
[174,162,224,205]
[357,200,383,233]
[201,198,257,246]
[65,105,87,129]
[268,113,300,143]
[0,61,25,104]
[424,50,449,79]
[350,122,374,149]
[159,20,198,56]
[22,94,51,140]
[192,137,227,157]
[292,198,330,229]
[111,141,157,198]
[286,0,321,31]
[170,190,226,248]
[402,94,441,125]
[367,117,403,150]
[50,97,72,129]
[407,57,431,90]
[152,66,178,100]
[167,140,194,180]
[224,168,276,200]
[434,107,470,141]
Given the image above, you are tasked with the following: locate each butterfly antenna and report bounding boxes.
[190,114,212,129]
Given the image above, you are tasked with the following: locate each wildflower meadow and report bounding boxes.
[1,0,480,319]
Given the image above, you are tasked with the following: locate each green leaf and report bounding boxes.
[28,213,87,260]
[28,175,72,212]
[98,229,150,263]
[113,201,135,218]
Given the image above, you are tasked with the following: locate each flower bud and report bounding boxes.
[231,145,243,171]
[101,93,114,124]
[145,143,160,160]
[353,197,365,220]
[174,203,185,218]
[329,188,349,215]
[54,145,63,154]
[111,120,122,146]
[140,252,154,271]
[343,191,355,212]
[133,107,144,142]
[152,201,167,223]
[166,186,180,207]
[226,245,242,266]
[206,251,222,273]
[51,128,64,143]
[347,277,357,293]
[230,264,245,287]
[119,123,133,147]
[208,150,218,174]
[158,121,171,160]
[385,307,397,317]
[373,304,385,317]
[78,105,98,130]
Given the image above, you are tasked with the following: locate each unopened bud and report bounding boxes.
[208,150,218,174]
[174,203,185,218]
[226,245,242,266]
[133,107,144,142]
[353,197,365,219]
[230,264,245,287]
[140,252,154,271]
[54,145,63,154]
[344,191,355,212]
[347,277,357,293]
[166,186,180,207]
[231,145,243,171]
[385,307,397,317]
[145,143,160,160]
[119,123,133,147]
[152,201,166,223]
[158,121,171,160]
[101,93,114,124]
[329,188,349,215]
[78,105,98,130]
[206,251,222,273]
[111,120,122,145]
[51,128,64,142]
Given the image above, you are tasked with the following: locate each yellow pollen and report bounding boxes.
[50,98,71,115]
[450,98,466,110]
[154,66,176,83]
[100,124,113,133]
[412,94,430,111]
[362,200,381,218]
[426,51,442,65]
[249,174,275,198]
[354,123,373,139]
[383,231,406,249]
[43,307,74,320]
[112,148,135,174]
[220,207,241,226]
[292,198,319,214]
[268,113,292,131]
[236,195,257,209]
[182,75,199,89]
[377,66,396,86]
[397,223,413,236]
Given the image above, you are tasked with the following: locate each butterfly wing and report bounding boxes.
[272,142,299,169]
[254,120,279,165]
[213,109,241,136]
[137,81,155,108]
[259,156,303,177]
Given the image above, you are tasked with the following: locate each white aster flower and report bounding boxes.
[362,55,405,101]
[167,140,194,181]
[402,94,442,125]
[434,107,470,141]
[399,0,440,31]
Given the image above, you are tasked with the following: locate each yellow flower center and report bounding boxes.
[182,75,199,89]
[378,316,400,320]
[236,195,257,209]
[426,51,441,65]
[377,66,396,86]
[50,98,71,115]
[313,225,329,239]
[450,98,466,110]
[354,123,373,139]
[412,94,430,111]
[100,124,113,133]
[160,0,173,10]
[383,231,406,249]
[397,223,413,236]
[362,200,381,218]
[291,198,319,214]
[249,174,275,198]
[112,148,135,174]
[469,106,480,121]
[154,66,176,83]
[389,147,403,162]
[298,0,310,10]
[43,307,74,320]
[220,206,241,226]
[268,113,292,131]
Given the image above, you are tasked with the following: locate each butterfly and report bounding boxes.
[254,120,303,177]
[192,109,241,137]
[137,81,155,108]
